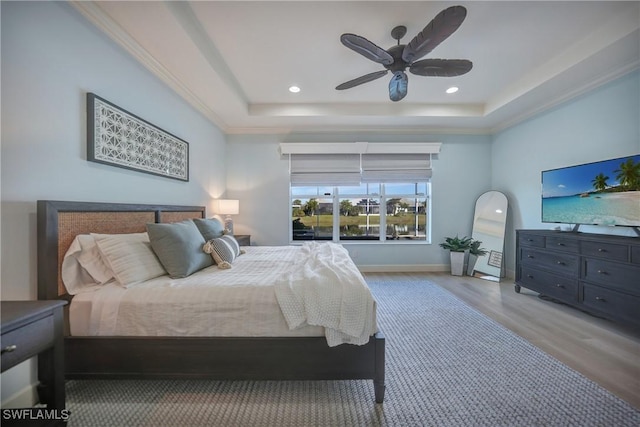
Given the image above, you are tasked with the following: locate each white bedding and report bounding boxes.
[70,245,377,345]
[275,242,376,346]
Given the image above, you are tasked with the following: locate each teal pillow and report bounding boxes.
[146,220,213,278]
[193,218,225,241]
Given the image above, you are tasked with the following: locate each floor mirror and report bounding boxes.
[468,191,508,281]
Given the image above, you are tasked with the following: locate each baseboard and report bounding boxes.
[1,383,37,409]
[358,264,449,273]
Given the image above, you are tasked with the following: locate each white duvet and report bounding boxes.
[69,244,376,346]
[275,242,376,347]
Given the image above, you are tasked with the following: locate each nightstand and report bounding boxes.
[1,300,67,423]
[234,235,251,246]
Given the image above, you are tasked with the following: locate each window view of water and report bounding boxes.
[293,223,426,241]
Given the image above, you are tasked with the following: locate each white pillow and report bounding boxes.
[75,234,114,284]
[61,235,103,295]
[92,232,166,287]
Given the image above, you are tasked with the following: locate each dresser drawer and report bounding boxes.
[546,236,579,253]
[631,245,640,265]
[1,315,54,371]
[581,241,628,262]
[520,248,579,275]
[583,284,640,325]
[519,266,578,301]
[519,233,545,248]
[582,258,639,294]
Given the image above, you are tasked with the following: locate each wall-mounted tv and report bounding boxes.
[541,154,640,227]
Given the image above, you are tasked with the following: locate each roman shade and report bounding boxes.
[361,153,432,182]
[282,142,440,185]
[290,153,361,186]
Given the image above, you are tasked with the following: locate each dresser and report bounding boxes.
[515,230,640,328]
[1,300,67,423]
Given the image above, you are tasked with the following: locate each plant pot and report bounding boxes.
[450,251,466,276]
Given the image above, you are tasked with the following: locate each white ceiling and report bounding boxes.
[73,1,639,135]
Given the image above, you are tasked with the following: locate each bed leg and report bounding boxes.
[374,331,386,403]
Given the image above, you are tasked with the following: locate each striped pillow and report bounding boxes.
[203,238,237,269]
[221,235,241,257]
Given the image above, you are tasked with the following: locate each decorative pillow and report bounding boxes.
[203,238,237,269]
[92,232,166,287]
[193,218,225,241]
[221,235,242,257]
[146,220,213,278]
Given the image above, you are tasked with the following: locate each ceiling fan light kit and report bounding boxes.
[336,5,473,102]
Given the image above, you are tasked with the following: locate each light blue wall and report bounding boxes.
[226,133,492,269]
[1,1,227,405]
[492,71,640,274]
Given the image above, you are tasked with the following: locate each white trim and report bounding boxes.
[280,142,441,155]
[1,383,37,409]
[280,142,367,155]
[69,1,230,132]
[364,142,442,154]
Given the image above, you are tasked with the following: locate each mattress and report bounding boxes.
[70,245,374,338]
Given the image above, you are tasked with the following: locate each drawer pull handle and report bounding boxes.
[556,261,565,265]
[598,248,606,252]
[557,243,565,246]
[527,255,534,258]
[1,345,17,354]
[595,297,606,302]
[597,270,607,275]
[527,239,533,242]
[555,284,564,288]
[527,274,534,279]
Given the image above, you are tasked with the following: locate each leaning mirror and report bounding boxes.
[468,191,508,281]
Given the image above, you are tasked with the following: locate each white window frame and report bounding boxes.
[290,183,431,244]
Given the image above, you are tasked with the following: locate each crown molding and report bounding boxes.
[69,1,231,133]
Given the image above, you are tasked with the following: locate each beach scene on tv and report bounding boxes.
[542,155,640,227]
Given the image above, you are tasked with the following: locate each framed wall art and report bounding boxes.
[87,93,189,181]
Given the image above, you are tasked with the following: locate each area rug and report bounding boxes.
[64,274,639,426]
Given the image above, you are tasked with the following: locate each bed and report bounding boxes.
[37,200,385,403]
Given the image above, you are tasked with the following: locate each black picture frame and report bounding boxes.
[87,93,189,182]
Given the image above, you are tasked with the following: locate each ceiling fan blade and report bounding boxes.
[402,6,467,63]
[389,71,408,102]
[336,70,389,90]
[409,59,473,77]
[340,33,394,65]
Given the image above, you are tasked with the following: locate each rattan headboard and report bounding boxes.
[37,200,206,299]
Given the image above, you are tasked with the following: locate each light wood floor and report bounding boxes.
[366,272,640,409]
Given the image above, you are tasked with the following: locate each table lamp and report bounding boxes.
[213,199,239,234]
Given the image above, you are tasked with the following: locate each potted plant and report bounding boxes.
[467,239,488,276]
[439,235,473,276]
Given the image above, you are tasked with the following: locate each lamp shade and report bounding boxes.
[212,199,239,215]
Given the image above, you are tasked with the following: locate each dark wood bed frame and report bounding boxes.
[37,200,385,403]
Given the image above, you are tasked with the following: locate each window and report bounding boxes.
[281,142,440,244]
[291,182,430,243]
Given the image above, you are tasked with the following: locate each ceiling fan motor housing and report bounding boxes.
[385,45,409,72]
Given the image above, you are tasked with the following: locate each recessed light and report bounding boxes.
[289,86,301,93]
[446,86,459,94]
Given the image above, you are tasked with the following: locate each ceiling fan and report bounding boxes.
[336,5,473,102]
